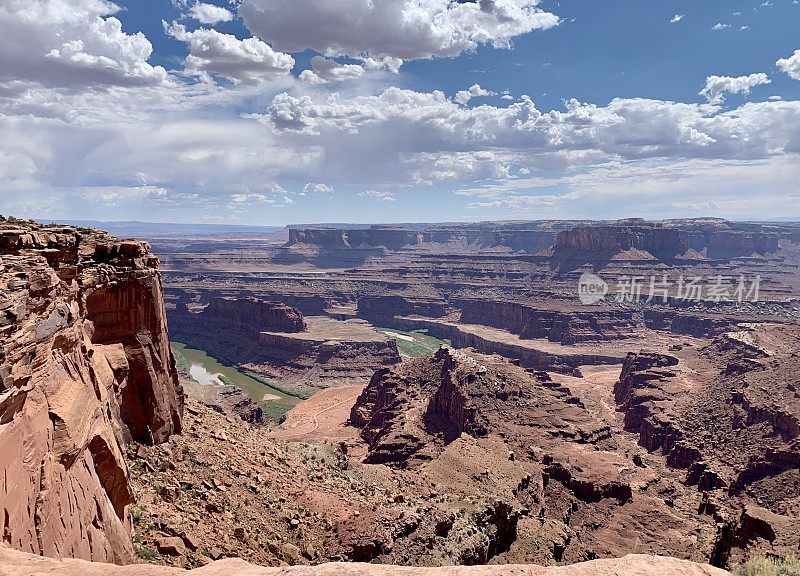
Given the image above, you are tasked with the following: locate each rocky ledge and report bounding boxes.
[0,547,731,575]
[0,220,183,564]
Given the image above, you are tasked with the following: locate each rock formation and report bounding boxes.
[550,220,782,269]
[0,221,183,564]
[170,298,305,339]
[612,325,800,565]
[705,231,779,260]
[170,296,401,393]
[0,546,732,576]
[557,224,689,255]
[287,227,424,251]
[456,300,637,344]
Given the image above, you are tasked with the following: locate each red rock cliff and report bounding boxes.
[203,298,306,335]
[0,220,183,564]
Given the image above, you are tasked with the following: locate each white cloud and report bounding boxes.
[457,157,800,220]
[359,190,396,202]
[258,87,800,188]
[670,14,684,23]
[454,84,496,105]
[230,193,271,203]
[239,0,560,61]
[0,0,168,90]
[712,23,731,30]
[188,2,235,25]
[299,56,365,84]
[699,73,771,104]
[302,183,334,195]
[361,57,404,74]
[0,2,799,222]
[777,49,800,80]
[164,21,294,84]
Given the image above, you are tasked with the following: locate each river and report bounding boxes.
[171,342,301,418]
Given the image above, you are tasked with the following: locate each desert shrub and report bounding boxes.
[135,546,158,561]
[734,555,800,576]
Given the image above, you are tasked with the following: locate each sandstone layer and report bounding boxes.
[0,221,183,564]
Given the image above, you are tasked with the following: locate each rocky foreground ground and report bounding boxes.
[0,546,730,575]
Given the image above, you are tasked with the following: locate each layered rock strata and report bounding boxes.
[170,299,401,391]
[0,221,183,564]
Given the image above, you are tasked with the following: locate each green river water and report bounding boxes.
[171,342,300,418]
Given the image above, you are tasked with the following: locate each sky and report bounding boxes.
[0,0,799,225]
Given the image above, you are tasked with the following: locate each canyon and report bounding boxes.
[1,216,799,576]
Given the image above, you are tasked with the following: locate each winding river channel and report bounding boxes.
[171,342,301,416]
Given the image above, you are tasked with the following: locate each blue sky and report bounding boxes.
[0,0,799,224]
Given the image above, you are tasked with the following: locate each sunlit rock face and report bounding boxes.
[0,221,183,564]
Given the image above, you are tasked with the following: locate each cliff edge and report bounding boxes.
[0,220,183,564]
[0,546,730,576]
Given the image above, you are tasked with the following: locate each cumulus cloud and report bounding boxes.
[299,56,365,84]
[711,22,730,30]
[0,0,168,90]
[359,190,396,202]
[699,73,771,104]
[188,2,235,24]
[777,49,800,80]
[230,193,271,203]
[302,183,334,194]
[239,0,560,61]
[670,14,684,23]
[361,57,404,74]
[257,87,800,187]
[1,1,799,222]
[454,84,496,105]
[164,21,294,84]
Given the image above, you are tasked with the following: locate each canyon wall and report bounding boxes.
[287,222,579,253]
[287,227,424,250]
[456,299,637,344]
[170,299,400,392]
[612,326,800,565]
[168,298,306,346]
[555,225,689,256]
[0,222,183,564]
[199,298,305,335]
[553,221,780,265]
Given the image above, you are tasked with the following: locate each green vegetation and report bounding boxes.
[263,403,292,424]
[218,374,235,387]
[135,546,158,561]
[375,327,448,357]
[244,371,311,400]
[170,343,191,375]
[131,506,144,526]
[735,555,800,576]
